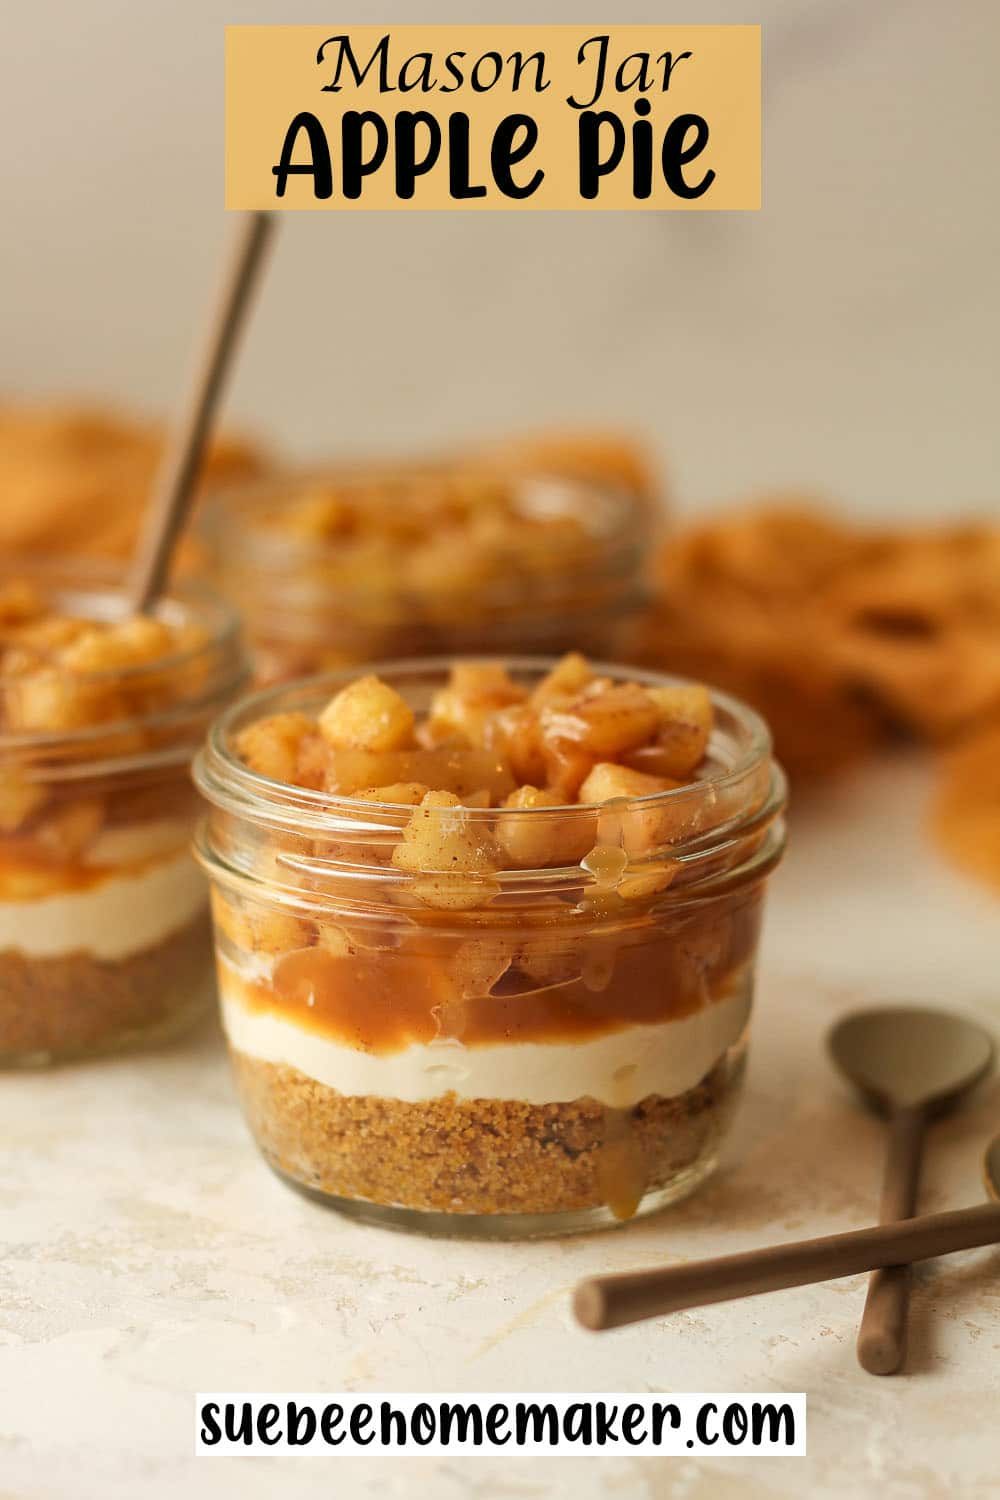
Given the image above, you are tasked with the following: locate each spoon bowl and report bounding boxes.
[828,1004,994,1375]
[828,1005,994,1116]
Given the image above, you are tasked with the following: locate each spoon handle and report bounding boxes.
[857,1105,925,1376]
[128,211,275,613]
[572,1202,1000,1332]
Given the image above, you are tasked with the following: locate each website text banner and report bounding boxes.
[225,26,760,210]
[197,1393,805,1455]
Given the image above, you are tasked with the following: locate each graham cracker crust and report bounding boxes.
[0,909,213,1064]
[230,1048,742,1218]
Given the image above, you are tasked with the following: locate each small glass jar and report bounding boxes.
[203,465,652,683]
[0,562,249,1065]
[195,658,786,1238]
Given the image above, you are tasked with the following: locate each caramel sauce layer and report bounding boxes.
[220,900,759,1053]
[0,837,190,901]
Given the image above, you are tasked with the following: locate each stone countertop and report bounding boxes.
[3,756,1000,1499]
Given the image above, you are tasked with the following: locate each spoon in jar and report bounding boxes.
[128,211,275,613]
[829,1006,994,1375]
[573,1135,1000,1333]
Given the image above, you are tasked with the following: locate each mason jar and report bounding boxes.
[203,464,652,683]
[194,657,786,1238]
[0,562,249,1065]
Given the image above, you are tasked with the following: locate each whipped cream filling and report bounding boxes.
[0,849,208,961]
[219,968,751,1107]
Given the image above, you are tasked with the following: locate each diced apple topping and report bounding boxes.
[325,747,514,803]
[497,785,594,868]
[448,663,525,706]
[426,663,526,747]
[318,674,415,752]
[640,684,714,777]
[497,785,562,867]
[59,616,176,675]
[5,669,122,733]
[392,790,499,871]
[540,683,661,759]
[392,791,501,909]
[0,587,226,894]
[235,712,315,783]
[484,702,548,786]
[354,782,430,806]
[0,586,215,736]
[579,762,685,857]
[232,656,715,901]
[531,650,592,705]
[294,731,329,791]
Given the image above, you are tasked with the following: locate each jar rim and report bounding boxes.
[0,559,248,757]
[196,653,779,832]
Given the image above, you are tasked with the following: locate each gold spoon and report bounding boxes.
[829,1006,994,1375]
[574,1136,1000,1333]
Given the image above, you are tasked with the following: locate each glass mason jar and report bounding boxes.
[195,657,786,1238]
[0,562,249,1065]
[202,465,652,683]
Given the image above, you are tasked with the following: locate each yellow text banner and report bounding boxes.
[225,26,760,210]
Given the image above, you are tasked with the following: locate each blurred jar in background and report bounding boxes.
[0,562,249,1065]
[203,436,661,684]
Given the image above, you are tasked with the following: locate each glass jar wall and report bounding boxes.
[194,657,786,1237]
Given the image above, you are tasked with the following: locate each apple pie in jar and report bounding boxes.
[0,564,249,1065]
[195,654,786,1237]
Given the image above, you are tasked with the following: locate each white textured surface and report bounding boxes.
[3,754,1000,1496]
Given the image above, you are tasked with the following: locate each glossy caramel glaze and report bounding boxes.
[218,886,762,1052]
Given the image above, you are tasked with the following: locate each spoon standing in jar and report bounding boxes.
[828,1006,994,1375]
[128,211,275,613]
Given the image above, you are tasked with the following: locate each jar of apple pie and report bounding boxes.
[203,462,652,683]
[0,562,249,1065]
[195,653,786,1237]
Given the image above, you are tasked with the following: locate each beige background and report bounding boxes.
[1,0,998,520]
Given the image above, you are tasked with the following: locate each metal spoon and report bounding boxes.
[829,1006,994,1375]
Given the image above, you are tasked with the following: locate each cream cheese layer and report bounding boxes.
[219,971,751,1107]
[0,850,207,961]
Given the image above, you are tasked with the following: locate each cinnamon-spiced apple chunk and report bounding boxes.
[195,654,786,1236]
